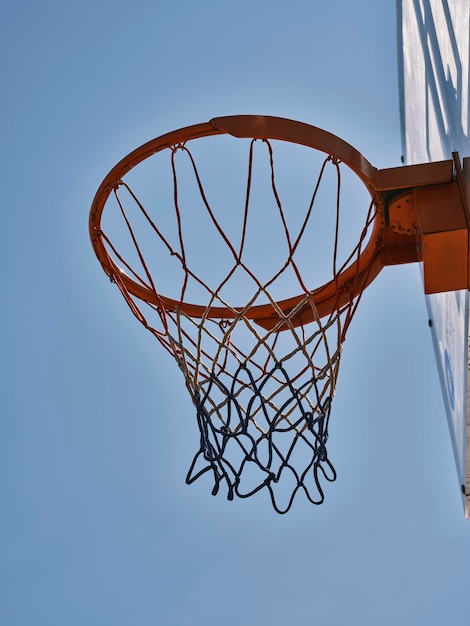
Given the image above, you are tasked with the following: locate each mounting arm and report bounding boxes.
[378,154,470,294]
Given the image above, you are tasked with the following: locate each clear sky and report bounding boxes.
[2,1,469,625]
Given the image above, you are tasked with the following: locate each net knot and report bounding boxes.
[264,472,277,486]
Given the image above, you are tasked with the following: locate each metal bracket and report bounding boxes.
[379,154,469,294]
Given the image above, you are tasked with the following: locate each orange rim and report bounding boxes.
[89,115,386,326]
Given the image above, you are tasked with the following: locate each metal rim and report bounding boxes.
[89,115,386,326]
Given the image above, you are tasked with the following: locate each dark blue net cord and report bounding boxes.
[185,361,337,514]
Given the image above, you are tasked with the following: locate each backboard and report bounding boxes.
[398,0,470,517]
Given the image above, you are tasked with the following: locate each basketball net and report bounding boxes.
[96,133,376,513]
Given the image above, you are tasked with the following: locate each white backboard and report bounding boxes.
[398,0,470,517]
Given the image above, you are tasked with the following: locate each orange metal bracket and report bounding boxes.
[379,155,470,294]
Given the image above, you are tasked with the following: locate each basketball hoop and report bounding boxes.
[90,115,469,512]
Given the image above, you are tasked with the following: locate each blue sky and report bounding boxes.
[2,1,469,624]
